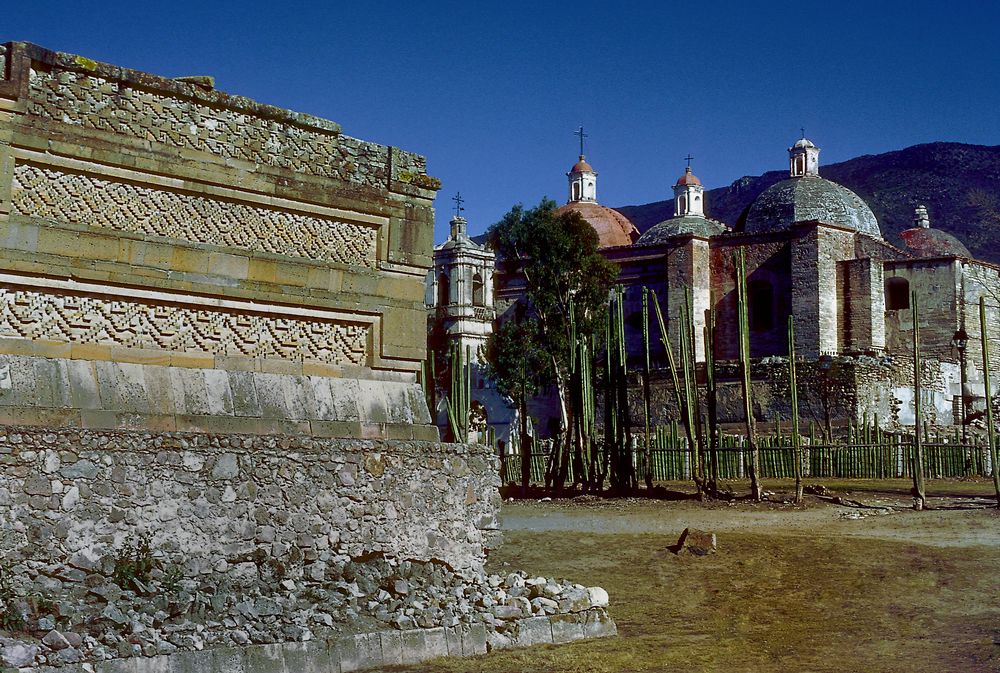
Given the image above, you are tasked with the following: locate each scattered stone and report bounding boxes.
[672,527,717,556]
[41,629,71,650]
[1,641,38,667]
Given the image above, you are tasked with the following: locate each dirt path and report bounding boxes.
[501,492,1000,548]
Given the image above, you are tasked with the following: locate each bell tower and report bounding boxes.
[567,126,597,203]
[673,157,705,217]
[789,134,820,177]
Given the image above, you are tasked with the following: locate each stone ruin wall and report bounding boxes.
[0,42,441,440]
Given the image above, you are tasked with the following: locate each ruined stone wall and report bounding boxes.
[0,427,499,576]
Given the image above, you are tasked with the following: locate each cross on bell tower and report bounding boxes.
[449,191,468,238]
[567,127,597,203]
[575,125,588,158]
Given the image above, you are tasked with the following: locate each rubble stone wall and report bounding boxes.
[0,427,501,576]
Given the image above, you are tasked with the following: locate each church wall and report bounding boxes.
[837,257,886,352]
[791,226,856,357]
[709,237,792,360]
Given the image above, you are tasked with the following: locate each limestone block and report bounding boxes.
[243,643,285,673]
[327,378,362,421]
[444,627,463,656]
[255,373,292,419]
[400,629,428,664]
[512,616,553,647]
[279,640,333,673]
[336,632,382,673]
[170,367,211,417]
[461,624,487,656]
[583,609,618,639]
[203,369,236,417]
[377,630,403,666]
[65,360,104,412]
[549,613,586,644]
[229,371,262,418]
[423,627,449,659]
[355,380,389,423]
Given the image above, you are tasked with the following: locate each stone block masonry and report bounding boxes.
[0,41,441,438]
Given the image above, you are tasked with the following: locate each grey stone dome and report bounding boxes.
[637,215,728,244]
[744,176,881,238]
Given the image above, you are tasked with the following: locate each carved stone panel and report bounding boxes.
[12,164,377,267]
[0,286,369,366]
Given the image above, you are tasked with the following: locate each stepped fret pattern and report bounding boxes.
[0,287,369,365]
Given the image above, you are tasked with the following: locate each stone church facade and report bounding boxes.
[429,137,1000,435]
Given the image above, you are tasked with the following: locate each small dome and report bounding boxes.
[554,201,639,248]
[900,227,971,258]
[743,176,881,238]
[570,156,595,173]
[792,137,816,149]
[675,166,701,186]
[636,215,728,245]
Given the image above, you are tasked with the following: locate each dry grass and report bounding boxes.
[397,481,1000,673]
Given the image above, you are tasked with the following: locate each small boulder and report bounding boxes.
[672,528,717,556]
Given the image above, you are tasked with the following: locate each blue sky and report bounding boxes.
[6,1,999,242]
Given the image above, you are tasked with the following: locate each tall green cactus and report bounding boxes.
[445,342,471,443]
[788,315,803,503]
[735,249,763,501]
[704,306,719,496]
[979,296,999,508]
[911,290,925,509]
[641,288,652,488]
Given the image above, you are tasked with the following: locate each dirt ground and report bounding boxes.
[397,479,1000,673]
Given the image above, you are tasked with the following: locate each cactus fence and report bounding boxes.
[500,428,997,485]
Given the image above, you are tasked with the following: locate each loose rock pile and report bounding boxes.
[0,552,610,668]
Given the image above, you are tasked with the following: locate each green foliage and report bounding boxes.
[487,198,617,376]
[0,559,25,632]
[112,532,156,590]
[482,318,550,407]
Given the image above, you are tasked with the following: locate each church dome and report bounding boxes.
[554,201,639,248]
[792,137,816,149]
[570,157,595,173]
[675,167,701,186]
[636,215,728,244]
[900,206,970,258]
[900,227,971,258]
[743,177,881,238]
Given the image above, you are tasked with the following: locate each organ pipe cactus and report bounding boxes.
[911,291,926,509]
[445,342,471,443]
[980,296,1000,507]
[735,249,763,501]
[788,315,803,504]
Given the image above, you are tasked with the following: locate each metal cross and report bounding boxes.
[452,192,465,217]
[684,154,694,168]
[574,126,588,156]
[800,127,806,139]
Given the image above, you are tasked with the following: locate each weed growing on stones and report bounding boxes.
[111,533,155,591]
[0,560,26,632]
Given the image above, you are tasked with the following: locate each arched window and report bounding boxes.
[748,279,774,332]
[572,182,581,200]
[472,273,485,307]
[885,277,910,310]
[437,273,450,306]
